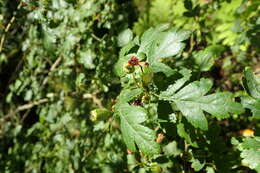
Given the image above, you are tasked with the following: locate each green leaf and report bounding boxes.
[194,45,224,71]
[160,68,191,95]
[90,109,111,122]
[241,149,260,172]
[243,67,260,99]
[114,53,136,77]
[163,141,182,157]
[75,73,86,87]
[115,88,161,154]
[160,78,244,130]
[241,96,260,119]
[237,137,260,172]
[150,0,173,24]
[120,37,139,59]
[117,29,133,47]
[117,88,143,105]
[138,26,190,76]
[115,37,139,77]
[177,123,198,147]
[191,158,205,171]
[138,24,170,55]
[206,167,215,173]
[141,64,153,85]
[241,137,260,150]
[78,50,96,69]
[116,103,160,155]
[149,29,190,76]
[150,63,176,77]
[42,27,56,52]
[147,29,190,60]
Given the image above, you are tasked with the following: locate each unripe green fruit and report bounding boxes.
[123,64,135,73]
[151,166,162,173]
[141,64,153,85]
[127,154,137,171]
[90,108,111,122]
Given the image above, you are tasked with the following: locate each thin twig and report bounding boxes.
[5,16,16,32]
[0,35,6,52]
[91,33,102,42]
[17,98,49,112]
[0,17,16,52]
[21,109,31,122]
[42,56,62,85]
[188,34,195,54]
[0,1,22,52]
[83,93,104,109]
[1,98,49,122]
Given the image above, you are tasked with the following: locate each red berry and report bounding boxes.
[128,56,139,66]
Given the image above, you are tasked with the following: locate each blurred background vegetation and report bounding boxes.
[0,0,259,172]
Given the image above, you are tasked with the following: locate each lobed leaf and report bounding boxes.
[138,24,170,54]
[138,26,190,76]
[241,96,260,119]
[194,45,224,72]
[116,103,161,155]
[117,28,133,47]
[177,123,198,147]
[241,68,260,118]
[243,67,260,99]
[160,78,244,130]
[117,88,144,104]
[147,29,190,60]
[238,137,260,172]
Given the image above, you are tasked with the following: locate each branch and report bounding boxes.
[1,98,49,122]
[0,2,22,52]
[42,56,62,85]
[16,98,49,112]
[83,93,104,109]
[91,34,102,42]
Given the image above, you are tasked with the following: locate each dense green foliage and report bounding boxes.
[0,0,259,172]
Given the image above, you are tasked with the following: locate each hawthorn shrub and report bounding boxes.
[0,0,259,172]
[114,25,260,172]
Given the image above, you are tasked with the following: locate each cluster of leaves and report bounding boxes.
[0,0,134,172]
[114,24,259,172]
[134,0,260,57]
[0,0,259,172]
[241,68,260,119]
[232,137,260,172]
[231,68,260,172]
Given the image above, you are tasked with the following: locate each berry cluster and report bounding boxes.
[128,56,139,66]
[128,56,149,67]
